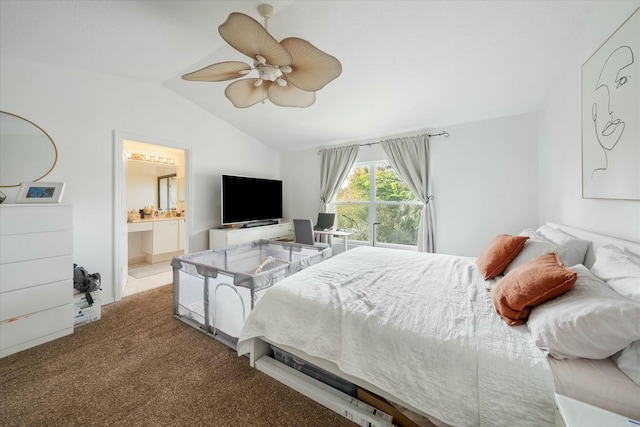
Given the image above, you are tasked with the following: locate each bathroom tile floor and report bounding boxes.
[124,263,173,297]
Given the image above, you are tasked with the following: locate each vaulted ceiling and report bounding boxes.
[0,1,595,152]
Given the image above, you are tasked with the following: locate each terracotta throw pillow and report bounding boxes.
[491,252,577,326]
[477,234,529,280]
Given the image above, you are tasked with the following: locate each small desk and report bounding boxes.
[313,229,354,252]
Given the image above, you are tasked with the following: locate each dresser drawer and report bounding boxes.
[0,280,72,321]
[0,303,74,353]
[0,255,72,293]
[0,205,72,236]
[0,230,72,263]
[0,204,75,358]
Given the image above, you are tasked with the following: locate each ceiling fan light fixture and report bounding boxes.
[257,64,279,81]
[182,5,341,108]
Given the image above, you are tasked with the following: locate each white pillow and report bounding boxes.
[535,225,590,267]
[527,264,640,359]
[590,244,640,303]
[503,238,571,275]
[612,340,640,385]
[518,228,536,238]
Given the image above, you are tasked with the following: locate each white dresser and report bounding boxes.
[0,203,74,358]
[209,222,293,249]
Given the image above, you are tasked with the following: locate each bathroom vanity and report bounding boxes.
[128,217,185,264]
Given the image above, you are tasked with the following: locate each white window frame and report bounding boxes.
[331,161,422,249]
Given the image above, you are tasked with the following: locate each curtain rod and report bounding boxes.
[358,131,449,148]
[317,130,449,154]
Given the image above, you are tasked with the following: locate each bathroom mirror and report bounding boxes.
[158,174,177,211]
[0,112,58,188]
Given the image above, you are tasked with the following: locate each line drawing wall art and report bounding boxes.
[582,7,639,201]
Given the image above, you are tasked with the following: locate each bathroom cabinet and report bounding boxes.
[128,218,185,263]
[0,204,74,358]
[147,219,179,254]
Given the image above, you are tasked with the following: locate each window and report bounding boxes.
[333,162,422,247]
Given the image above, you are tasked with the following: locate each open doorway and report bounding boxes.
[113,132,191,302]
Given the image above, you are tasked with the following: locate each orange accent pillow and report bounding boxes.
[491,252,578,326]
[477,234,529,279]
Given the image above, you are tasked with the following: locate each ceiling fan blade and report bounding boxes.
[219,13,292,66]
[279,37,342,91]
[268,83,316,108]
[225,78,270,108]
[182,61,251,82]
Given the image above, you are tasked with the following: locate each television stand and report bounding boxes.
[209,222,293,249]
[243,220,279,228]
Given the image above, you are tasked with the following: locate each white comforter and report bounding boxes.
[237,246,556,426]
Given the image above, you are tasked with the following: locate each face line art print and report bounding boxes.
[590,45,634,178]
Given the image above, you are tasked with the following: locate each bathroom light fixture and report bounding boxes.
[127,153,175,165]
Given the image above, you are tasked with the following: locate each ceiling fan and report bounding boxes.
[182,4,342,108]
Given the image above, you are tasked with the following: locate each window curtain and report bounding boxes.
[381,134,435,253]
[319,145,359,246]
[319,144,360,213]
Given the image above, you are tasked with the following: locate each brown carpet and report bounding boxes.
[0,285,356,427]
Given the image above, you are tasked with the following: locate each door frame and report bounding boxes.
[113,130,193,302]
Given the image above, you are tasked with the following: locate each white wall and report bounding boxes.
[0,55,281,304]
[281,147,322,224]
[430,113,539,256]
[281,112,539,257]
[539,1,640,242]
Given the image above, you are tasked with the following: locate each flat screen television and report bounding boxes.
[221,174,283,226]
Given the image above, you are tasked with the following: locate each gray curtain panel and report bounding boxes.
[319,144,359,212]
[381,134,435,253]
[319,145,359,246]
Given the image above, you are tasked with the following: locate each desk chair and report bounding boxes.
[293,219,316,245]
[314,213,336,231]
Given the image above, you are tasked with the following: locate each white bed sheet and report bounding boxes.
[237,246,556,427]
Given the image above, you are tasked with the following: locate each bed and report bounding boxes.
[236,223,640,426]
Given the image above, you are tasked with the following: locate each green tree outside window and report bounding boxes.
[335,163,421,246]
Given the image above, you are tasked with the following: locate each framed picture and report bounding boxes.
[16,182,65,203]
[582,7,640,200]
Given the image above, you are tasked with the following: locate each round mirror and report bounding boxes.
[0,111,58,188]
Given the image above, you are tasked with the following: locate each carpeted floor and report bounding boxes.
[0,285,357,427]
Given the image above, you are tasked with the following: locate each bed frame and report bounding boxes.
[243,223,640,426]
[548,222,640,267]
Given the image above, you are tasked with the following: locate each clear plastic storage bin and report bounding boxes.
[271,345,358,397]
